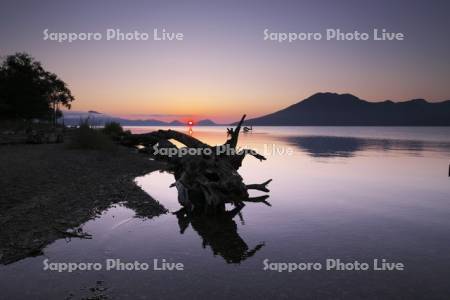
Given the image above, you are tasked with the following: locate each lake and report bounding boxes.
[1,126,450,299]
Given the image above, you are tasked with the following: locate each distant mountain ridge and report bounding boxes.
[197,119,216,126]
[62,111,219,126]
[243,93,450,126]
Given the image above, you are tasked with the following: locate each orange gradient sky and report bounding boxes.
[2,0,450,123]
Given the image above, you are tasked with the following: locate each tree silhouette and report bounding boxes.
[0,53,74,123]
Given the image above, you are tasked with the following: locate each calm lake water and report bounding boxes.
[2,126,450,299]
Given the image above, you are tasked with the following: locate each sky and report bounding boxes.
[1,0,450,123]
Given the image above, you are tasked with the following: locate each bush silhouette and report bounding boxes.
[0,53,74,123]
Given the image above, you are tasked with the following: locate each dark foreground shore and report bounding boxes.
[0,143,167,265]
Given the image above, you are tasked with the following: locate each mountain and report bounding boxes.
[197,119,217,126]
[169,120,184,126]
[243,93,450,126]
[61,111,218,126]
[62,112,168,126]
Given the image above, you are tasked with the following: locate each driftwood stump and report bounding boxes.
[122,114,271,214]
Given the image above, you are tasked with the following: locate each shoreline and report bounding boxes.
[0,142,167,265]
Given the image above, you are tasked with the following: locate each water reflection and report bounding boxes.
[2,126,450,298]
[0,202,99,265]
[283,135,450,158]
[174,206,265,264]
[0,194,162,265]
[135,170,269,264]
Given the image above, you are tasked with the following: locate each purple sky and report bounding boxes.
[1,0,449,122]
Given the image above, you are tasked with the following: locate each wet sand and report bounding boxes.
[0,142,167,265]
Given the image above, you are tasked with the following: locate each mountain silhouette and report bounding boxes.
[62,111,218,126]
[244,93,450,126]
[169,120,184,126]
[197,119,217,126]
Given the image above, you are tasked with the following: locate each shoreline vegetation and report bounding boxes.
[0,128,167,265]
[0,52,172,266]
[1,52,449,266]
